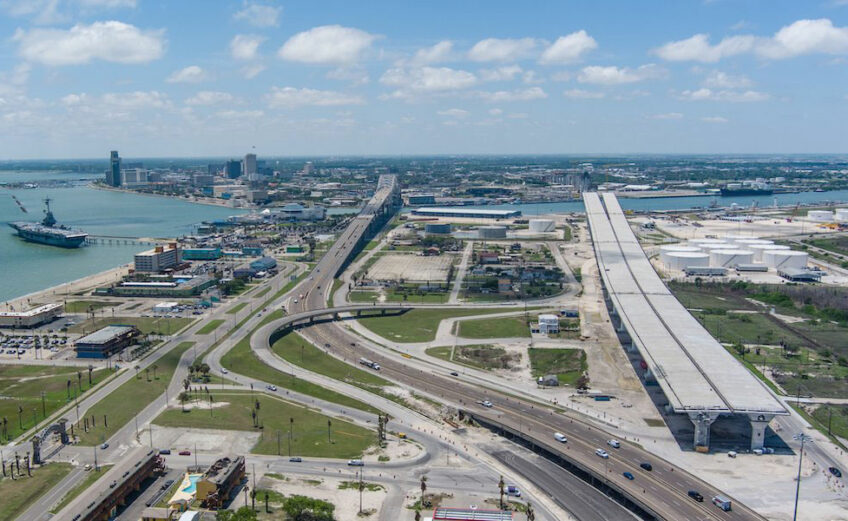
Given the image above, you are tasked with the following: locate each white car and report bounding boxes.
[554,432,567,443]
[481,400,493,408]
[595,449,609,459]
[221,369,228,374]
[607,439,621,449]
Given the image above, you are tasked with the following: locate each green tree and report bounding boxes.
[216,507,257,521]
[283,495,334,521]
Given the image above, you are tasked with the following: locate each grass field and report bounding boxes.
[197,319,224,335]
[153,392,374,458]
[220,335,380,415]
[528,348,586,385]
[226,302,248,315]
[50,465,112,513]
[0,364,107,442]
[426,344,517,371]
[812,405,848,440]
[0,463,72,521]
[348,289,448,304]
[457,315,531,339]
[67,316,194,336]
[76,341,195,445]
[697,312,809,347]
[357,308,515,343]
[63,301,115,313]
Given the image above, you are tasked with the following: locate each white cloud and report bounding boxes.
[79,0,137,7]
[563,88,605,99]
[702,116,729,123]
[577,64,665,85]
[677,88,769,102]
[186,91,234,106]
[437,108,469,118]
[702,70,752,88]
[326,66,369,86]
[166,65,207,83]
[649,112,683,120]
[468,37,538,62]
[550,71,573,82]
[655,19,848,62]
[411,40,453,65]
[242,64,266,79]
[230,34,263,61]
[234,2,281,28]
[479,65,523,82]
[539,30,597,64]
[100,91,170,109]
[380,66,477,100]
[216,109,264,120]
[478,86,547,102]
[278,25,379,65]
[488,108,503,116]
[266,86,364,108]
[14,21,164,65]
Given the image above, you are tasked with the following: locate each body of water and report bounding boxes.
[0,178,240,302]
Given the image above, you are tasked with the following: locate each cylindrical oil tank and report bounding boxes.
[734,238,774,248]
[763,250,808,269]
[477,225,507,239]
[749,244,790,261]
[528,219,555,232]
[659,245,702,265]
[424,223,452,234]
[690,238,728,245]
[699,242,734,251]
[665,252,710,271]
[710,249,755,267]
[808,210,834,222]
[835,209,848,222]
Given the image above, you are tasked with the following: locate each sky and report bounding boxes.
[1,0,848,159]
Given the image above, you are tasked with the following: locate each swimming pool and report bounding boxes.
[182,474,202,494]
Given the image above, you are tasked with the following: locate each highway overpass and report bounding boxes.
[584,192,787,450]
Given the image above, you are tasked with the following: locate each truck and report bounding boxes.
[359,357,381,370]
[712,495,732,511]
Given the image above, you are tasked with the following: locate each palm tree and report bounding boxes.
[420,475,427,504]
[526,501,535,521]
[134,365,140,379]
[145,368,150,382]
[498,475,505,510]
[152,364,158,380]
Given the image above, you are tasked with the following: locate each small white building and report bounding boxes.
[153,302,179,313]
[536,314,560,334]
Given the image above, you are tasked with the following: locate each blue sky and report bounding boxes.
[1,0,847,159]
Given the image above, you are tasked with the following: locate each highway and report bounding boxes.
[262,175,768,521]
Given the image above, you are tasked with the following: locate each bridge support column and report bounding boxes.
[748,413,774,451]
[688,412,719,452]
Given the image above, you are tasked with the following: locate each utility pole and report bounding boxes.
[793,432,813,521]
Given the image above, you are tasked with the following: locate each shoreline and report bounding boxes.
[0,263,131,311]
[90,182,242,209]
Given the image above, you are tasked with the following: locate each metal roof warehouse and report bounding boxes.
[411,207,521,219]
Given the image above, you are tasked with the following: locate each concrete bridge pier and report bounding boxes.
[748,413,775,450]
[689,411,719,451]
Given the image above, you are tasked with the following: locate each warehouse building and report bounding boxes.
[276,203,326,221]
[411,207,521,219]
[74,325,141,358]
[0,303,63,328]
[250,256,277,271]
[181,248,222,260]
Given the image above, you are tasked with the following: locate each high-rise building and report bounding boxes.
[107,151,122,187]
[224,160,242,179]
[243,153,257,181]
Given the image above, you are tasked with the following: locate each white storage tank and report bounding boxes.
[690,238,728,245]
[659,245,702,265]
[710,249,755,268]
[749,244,790,261]
[763,250,808,269]
[665,252,710,271]
[835,209,848,222]
[528,219,555,232]
[724,234,759,243]
[734,238,774,248]
[477,225,507,239]
[700,242,734,251]
[808,210,835,222]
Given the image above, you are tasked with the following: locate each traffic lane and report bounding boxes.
[300,320,755,521]
[490,449,639,521]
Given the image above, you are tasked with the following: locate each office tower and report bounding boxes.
[225,160,242,179]
[243,153,257,181]
[107,150,122,187]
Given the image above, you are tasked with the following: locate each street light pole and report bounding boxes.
[792,432,813,521]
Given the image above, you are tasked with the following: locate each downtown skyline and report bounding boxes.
[1,0,848,158]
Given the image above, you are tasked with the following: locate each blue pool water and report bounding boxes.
[182,474,201,494]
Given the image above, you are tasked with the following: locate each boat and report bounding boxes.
[8,198,88,248]
[719,186,773,197]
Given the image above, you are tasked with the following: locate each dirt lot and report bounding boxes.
[367,254,454,282]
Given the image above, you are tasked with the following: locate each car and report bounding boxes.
[161,479,174,490]
[267,385,277,391]
[179,450,191,456]
[688,490,704,502]
[450,371,459,377]
[325,343,331,348]
[289,457,303,462]
[623,472,634,480]
[554,432,568,443]
[83,464,92,471]
[100,443,109,450]
[595,449,609,459]
[221,369,228,374]
[727,451,737,458]
[830,467,843,478]
[347,459,364,466]
[506,485,521,497]
[639,462,652,471]
[481,400,493,408]
[159,449,171,455]
[607,439,620,449]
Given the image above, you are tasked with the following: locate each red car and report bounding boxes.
[178,450,191,456]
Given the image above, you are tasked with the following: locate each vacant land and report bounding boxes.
[367,254,453,282]
[64,301,115,313]
[76,341,194,445]
[0,463,72,521]
[697,312,809,347]
[427,344,518,371]
[349,289,448,304]
[220,336,380,415]
[0,364,106,442]
[68,316,194,336]
[458,315,531,339]
[528,348,586,385]
[153,392,373,458]
[197,319,224,335]
[811,404,848,440]
[50,465,113,513]
[358,308,514,343]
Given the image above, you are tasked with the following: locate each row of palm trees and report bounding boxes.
[412,475,535,520]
